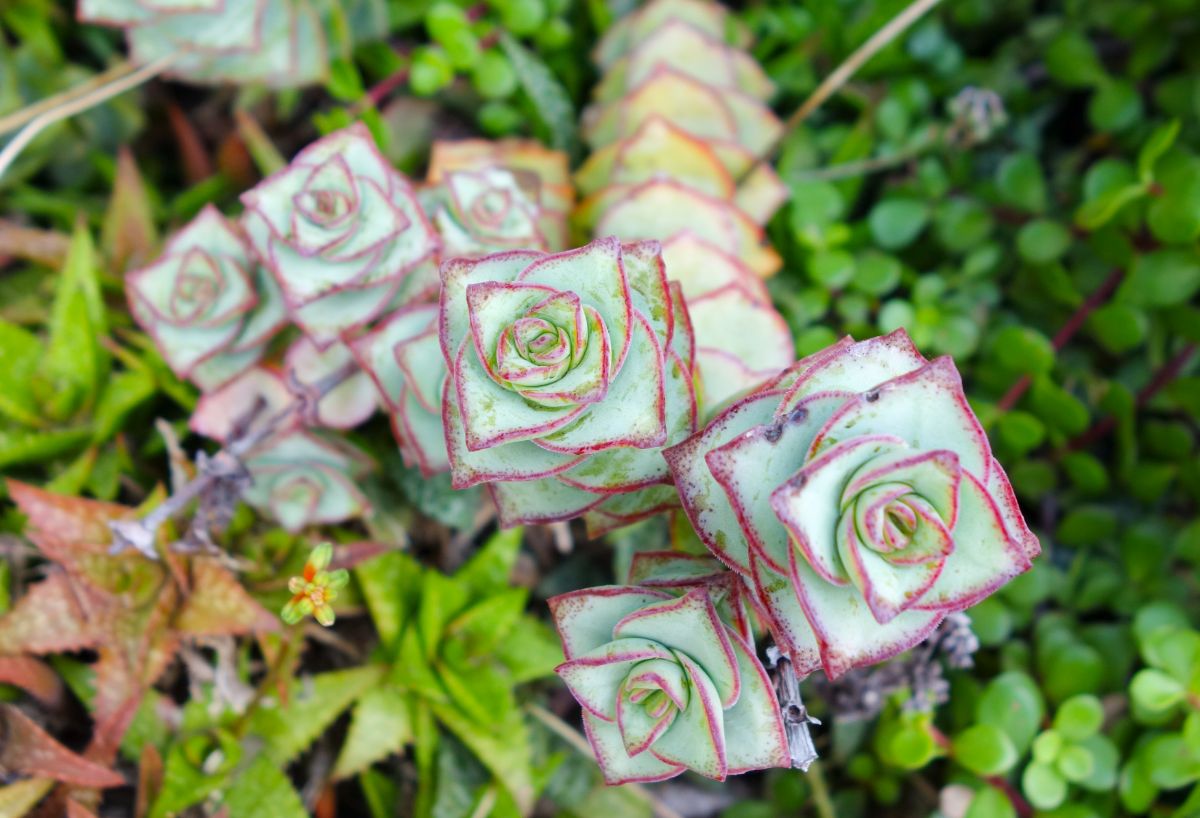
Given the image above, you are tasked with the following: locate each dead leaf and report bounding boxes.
[101,148,158,272]
[0,705,124,788]
[0,656,62,705]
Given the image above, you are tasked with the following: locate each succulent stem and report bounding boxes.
[767,644,821,771]
[108,360,358,558]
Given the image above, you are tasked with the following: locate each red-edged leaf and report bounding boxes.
[7,480,127,558]
[0,656,63,705]
[0,571,100,655]
[174,558,278,636]
[0,705,124,788]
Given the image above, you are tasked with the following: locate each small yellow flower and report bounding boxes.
[281,543,349,627]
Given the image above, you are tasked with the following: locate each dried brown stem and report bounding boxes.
[108,361,359,558]
[767,645,820,771]
[737,0,945,185]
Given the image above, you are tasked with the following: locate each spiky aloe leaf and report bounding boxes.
[664,330,1041,679]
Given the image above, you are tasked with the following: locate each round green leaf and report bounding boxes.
[869,198,930,249]
[1053,695,1105,741]
[1088,80,1143,132]
[991,326,1055,375]
[1057,744,1095,783]
[1117,249,1200,307]
[808,249,855,288]
[964,786,1016,818]
[954,724,1019,776]
[996,152,1047,214]
[1016,219,1072,265]
[1130,668,1186,714]
[1023,761,1068,810]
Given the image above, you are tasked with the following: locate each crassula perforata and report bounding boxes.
[438,237,698,529]
[126,205,286,390]
[550,586,788,784]
[77,0,331,88]
[664,330,1040,678]
[574,0,794,413]
[240,123,440,346]
[190,367,372,532]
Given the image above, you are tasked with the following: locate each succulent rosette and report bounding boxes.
[126,205,286,390]
[240,123,440,346]
[627,551,756,644]
[426,139,573,252]
[423,168,552,259]
[78,0,329,88]
[189,367,373,532]
[349,304,450,476]
[550,586,788,784]
[240,430,373,532]
[664,330,1041,678]
[438,237,698,528]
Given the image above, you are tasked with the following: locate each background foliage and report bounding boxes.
[1,0,1198,816]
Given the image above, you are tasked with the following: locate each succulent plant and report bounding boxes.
[437,237,698,529]
[240,430,373,532]
[285,337,377,430]
[240,123,441,347]
[77,0,330,88]
[348,303,449,476]
[190,366,373,532]
[550,585,788,784]
[425,138,573,254]
[422,167,557,259]
[664,330,1041,679]
[575,0,794,414]
[627,551,756,644]
[126,205,286,390]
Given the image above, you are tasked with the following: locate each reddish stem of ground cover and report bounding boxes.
[997,268,1126,412]
[1069,343,1198,451]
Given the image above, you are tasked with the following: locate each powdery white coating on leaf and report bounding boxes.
[81,0,332,88]
[664,329,1040,679]
[189,365,295,444]
[441,239,696,526]
[286,337,377,430]
[578,5,795,435]
[549,587,788,784]
[240,123,439,345]
[126,205,284,388]
[241,430,373,532]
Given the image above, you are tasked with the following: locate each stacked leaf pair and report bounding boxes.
[574,0,796,412]
[76,0,358,88]
[350,138,576,479]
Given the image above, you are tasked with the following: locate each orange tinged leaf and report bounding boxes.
[0,705,124,788]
